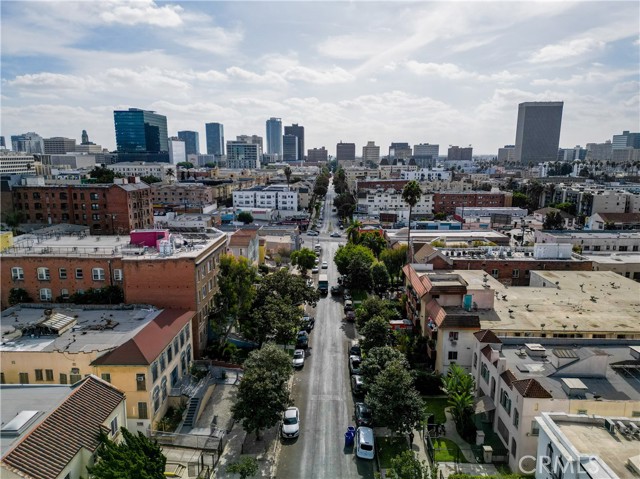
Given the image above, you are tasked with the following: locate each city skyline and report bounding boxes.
[1,1,639,156]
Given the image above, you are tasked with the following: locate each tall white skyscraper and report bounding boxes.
[266,117,283,157]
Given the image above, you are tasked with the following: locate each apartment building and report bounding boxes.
[150,182,216,208]
[0,305,193,434]
[1,229,227,355]
[399,168,452,182]
[232,185,298,212]
[228,228,260,265]
[470,334,640,473]
[356,185,434,221]
[0,375,127,479]
[535,230,640,253]
[107,161,174,181]
[0,152,36,175]
[432,191,512,215]
[10,178,153,234]
[403,265,640,376]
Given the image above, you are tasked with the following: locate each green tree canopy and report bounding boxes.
[245,295,302,345]
[360,315,393,352]
[543,211,564,230]
[441,364,476,440]
[346,254,374,291]
[360,346,409,391]
[176,161,194,169]
[237,211,254,224]
[359,231,387,257]
[511,192,528,209]
[253,269,319,309]
[370,261,391,295]
[386,450,430,479]
[380,245,408,283]
[140,175,162,184]
[355,296,400,330]
[214,255,258,327]
[334,243,375,277]
[90,165,117,183]
[231,344,293,439]
[290,248,316,275]
[366,360,424,436]
[87,428,166,479]
[226,457,259,479]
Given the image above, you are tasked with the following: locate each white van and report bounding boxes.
[355,427,375,459]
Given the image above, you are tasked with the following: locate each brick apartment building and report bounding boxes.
[1,229,228,356]
[150,182,216,209]
[10,178,153,234]
[433,191,512,215]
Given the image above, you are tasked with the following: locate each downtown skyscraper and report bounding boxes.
[284,123,304,162]
[177,130,200,156]
[113,108,168,162]
[266,117,283,157]
[514,101,564,164]
[205,122,225,156]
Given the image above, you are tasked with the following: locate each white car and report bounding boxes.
[321,261,328,269]
[355,427,375,459]
[330,232,341,238]
[307,230,319,236]
[281,407,300,438]
[312,266,319,274]
[292,349,305,368]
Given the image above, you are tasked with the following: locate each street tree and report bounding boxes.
[366,360,424,437]
[380,245,407,284]
[360,346,409,390]
[511,192,528,208]
[232,344,292,440]
[253,268,319,309]
[345,219,363,244]
[334,243,375,277]
[290,248,316,275]
[176,161,194,169]
[386,450,430,479]
[441,363,475,440]
[543,211,564,230]
[370,261,391,296]
[402,180,422,261]
[227,457,259,479]
[237,211,254,224]
[360,315,393,352]
[214,255,258,331]
[86,428,166,479]
[246,295,302,345]
[355,296,399,330]
[359,231,387,257]
[346,255,374,291]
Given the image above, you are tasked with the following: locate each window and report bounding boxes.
[174,338,179,355]
[160,352,166,372]
[19,372,29,384]
[92,213,100,221]
[40,288,52,301]
[59,268,67,279]
[153,386,160,412]
[60,373,68,384]
[491,269,499,278]
[531,420,539,436]
[35,369,44,381]
[473,353,478,369]
[138,402,149,419]
[512,269,519,278]
[481,363,490,383]
[448,351,458,360]
[113,269,123,281]
[513,408,519,428]
[185,325,190,340]
[511,438,517,457]
[70,374,82,384]
[0,373,4,384]
[90,193,99,200]
[577,409,587,415]
[11,267,24,280]
[448,331,459,341]
[92,268,105,281]
[136,373,146,391]
[151,362,158,382]
[110,417,118,436]
[500,389,512,415]
[161,377,167,400]
[45,369,54,381]
[101,373,111,383]
[75,268,84,279]
[179,330,185,347]
[37,267,50,280]
[167,345,173,363]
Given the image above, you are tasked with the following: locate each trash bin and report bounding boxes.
[345,431,354,447]
[347,426,356,434]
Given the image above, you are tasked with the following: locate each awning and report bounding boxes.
[474,395,496,414]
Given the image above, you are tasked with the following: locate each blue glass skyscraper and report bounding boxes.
[266,117,282,156]
[178,130,200,156]
[114,108,168,154]
[206,123,225,156]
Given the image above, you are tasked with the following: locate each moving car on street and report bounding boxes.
[321,261,328,269]
[330,232,341,237]
[281,407,300,438]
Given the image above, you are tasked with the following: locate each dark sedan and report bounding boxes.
[355,402,373,427]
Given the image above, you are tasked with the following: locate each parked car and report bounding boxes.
[351,375,365,398]
[349,342,361,357]
[296,330,309,349]
[292,349,305,368]
[281,407,300,438]
[330,232,341,238]
[307,230,319,236]
[355,427,375,459]
[355,402,373,427]
[311,266,319,274]
[344,300,353,312]
[343,290,352,301]
[349,355,362,375]
[301,316,315,332]
[345,310,356,322]
[321,261,328,269]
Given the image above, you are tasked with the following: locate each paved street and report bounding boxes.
[277,182,375,478]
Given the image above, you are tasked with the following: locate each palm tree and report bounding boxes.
[166,168,175,183]
[402,180,422,262]
[284,165,292,187]
[345,219,362,244]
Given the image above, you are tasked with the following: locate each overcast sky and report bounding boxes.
[1,1,638,156]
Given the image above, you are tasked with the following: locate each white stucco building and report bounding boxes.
[232,185,298,212]
[107,161,174,181]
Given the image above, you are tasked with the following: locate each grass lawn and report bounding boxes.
[423,397,449,424]
[432,437,468,463]
[376,436,410,468]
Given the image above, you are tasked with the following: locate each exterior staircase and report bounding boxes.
[182,396,201,428]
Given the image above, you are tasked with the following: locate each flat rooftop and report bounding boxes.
[388,229,509,242]
[1,305,161,354]
[537,230,640,239]
[440,246,586,262]
[0,384,72,455]
[587,253,640,266]
[556,417,640,479]
[1,231,226,260]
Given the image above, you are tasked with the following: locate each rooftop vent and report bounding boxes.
[0,411,41,437]
[525,343,547,359]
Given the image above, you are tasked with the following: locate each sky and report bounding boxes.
[1,1,639,156]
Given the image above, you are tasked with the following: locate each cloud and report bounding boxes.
[282,66,354,85]
[405,61,519,83]
[173,26,244,55]
[530,37,605,64]
[531,69,637,87]
[99,1,185,27]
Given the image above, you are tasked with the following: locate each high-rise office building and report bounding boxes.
[114,108,168,154]
[205,123,225,156]
[413,143,439,168]
[336,141,356,162]
[612,130,640,150]
[266,118,283,157]
[283,135,298,162]
[307,147,328,163]
[178,131,200,156]
[11,132,45,154]
[0,136,5,148]
[284,124,304,161]
[514,101,563,164]
[44,137,77,155]
[236,135,263,151]
[447,145,473,161]
[497,145,516,163]
[362,141,380,165]
[226,141,260,169]
[389,142,412,160]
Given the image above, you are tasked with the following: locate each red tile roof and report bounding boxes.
[474,330,502,344]
[92,309,194,365]
[2,376,125,479]
[229,229,258,247]
[512,378,552,398]
[403,264,428,297]
[500,369,517,388]
[481,344,494,361]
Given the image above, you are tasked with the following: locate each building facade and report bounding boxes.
[514,102,564,164]
[414,143,439,168]
[232,185,298,211]
[283,135,298,162]
[0,152,36,175]
[447,146,473,162]
[362,141,380,165]
[114,108,169,154]
[43,137,77,155]
[266,117,283,157]
[205,122,225,156]
[10,132,45,154]
[432,191,512,215]
[284,124,305,162]
[150,183,216,208]
[336,141,356,162]
[226,141,261,169]
[307,147,328,163]
[168,137,186,165]
[108,161,174,181]
[177,130,200,156]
